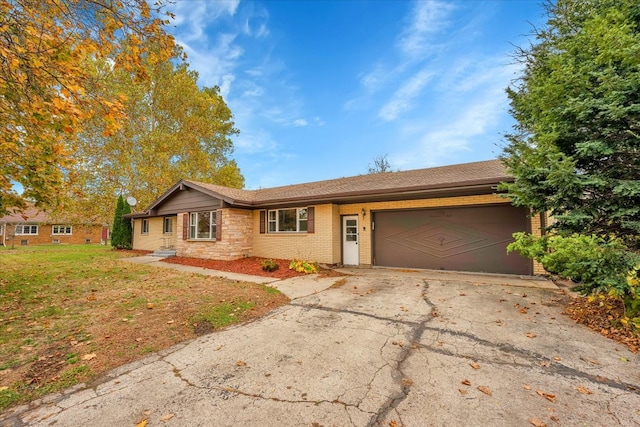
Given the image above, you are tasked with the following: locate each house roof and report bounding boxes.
[129,159,511,217]
[0,206,50,223]
[0,205,106,225]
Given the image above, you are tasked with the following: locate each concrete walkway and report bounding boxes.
[121,255,342,300]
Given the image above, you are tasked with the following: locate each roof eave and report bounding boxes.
[251,177,512,208]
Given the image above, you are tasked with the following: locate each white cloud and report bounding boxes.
[170,1,239,43]
[241,82,264,97]
[293,119,308,127]
[359,63,389,92]
[378,69,434,121]
[218,74,236,99]
[397,0,456,57]
[390,61,517,169]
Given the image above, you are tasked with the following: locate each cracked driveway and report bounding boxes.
[3,269,640,426]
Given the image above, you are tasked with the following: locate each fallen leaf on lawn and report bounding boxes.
[535,390,556,402]
[458,388,469,395]
[540,360,551,367]
[550,415,559,422]
[469,362,481,370]
[389,421,398,427]
[160,413,175,422]
[520,307,529,314]
[529,418,547,427]
[400,305,408,312]
[147,303,154,309]
[553,356,561,361]
[167,320,174,324]
[0,386,8,392]
[526,332,537,338]
[135,420,148,427]
[477,385,492,396]
[461,379,471,386]
[576,386,593,395]
[81,353,96,361]
[143,410,151,416]
[236,360,247,366]
[523,384,532,390]
[459,293,466,296]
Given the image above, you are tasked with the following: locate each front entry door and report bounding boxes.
[342,215,359,265]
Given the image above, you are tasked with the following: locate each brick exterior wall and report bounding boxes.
[337,194,512,267]
[252,204,340,263]
[529,212,547,275]
[131,217,177,251]
[1,224,103,246]
[174,209,253,261]
[130,195,546,276]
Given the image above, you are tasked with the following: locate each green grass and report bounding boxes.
[0,244,288,412]
[0,245,140,409]
[191,301,256,329]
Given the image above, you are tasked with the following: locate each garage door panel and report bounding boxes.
[373,206,531,275]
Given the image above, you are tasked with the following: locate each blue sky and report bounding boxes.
[167,0,545,189]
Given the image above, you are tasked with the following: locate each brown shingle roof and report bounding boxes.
[0,206,50,223]
[182,159,509,207]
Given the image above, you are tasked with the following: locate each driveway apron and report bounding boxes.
[2,270,639,426]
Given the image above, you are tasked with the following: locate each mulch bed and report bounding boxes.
[162,256,310,279]
[560,280,640,353]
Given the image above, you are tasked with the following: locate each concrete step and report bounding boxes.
[151,250,176,258]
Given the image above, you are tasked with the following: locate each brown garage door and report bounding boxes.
[373,205,531,275]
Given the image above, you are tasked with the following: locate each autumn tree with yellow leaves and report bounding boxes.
[1,0,243,221]
[69,41,244,222]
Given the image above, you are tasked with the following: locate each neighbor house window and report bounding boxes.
[267,208,307,233]
[141,219,149,234]
[189,211,216,239]
[15,225,38,235]
[52,225,72,235]
[163,217,173,234]
[0,224,3,235]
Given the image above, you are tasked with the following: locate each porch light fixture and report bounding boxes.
[361,208,366,217]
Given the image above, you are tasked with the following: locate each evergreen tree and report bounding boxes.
[501,0,640,249]
[501,0,640,299]
[111,195,132,249]
[121,197,132,249]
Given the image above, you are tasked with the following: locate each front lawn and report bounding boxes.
[0,245,288,412]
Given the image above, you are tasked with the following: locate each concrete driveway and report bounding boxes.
[3,269,639,426]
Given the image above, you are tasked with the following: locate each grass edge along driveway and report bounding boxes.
[0,244,289,412]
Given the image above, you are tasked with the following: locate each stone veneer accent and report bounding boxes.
[175,209,253,261]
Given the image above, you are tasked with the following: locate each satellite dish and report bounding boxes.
[126,196,137,207]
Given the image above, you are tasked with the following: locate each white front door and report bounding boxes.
[342,215,359,265]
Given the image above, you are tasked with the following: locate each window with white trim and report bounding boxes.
[15,225,38,235]
[141,219,149,234]
[52,225,72,235]
[163,217,173,234]
[189,211,216,239]
[267,208,307,233]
